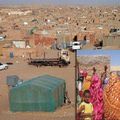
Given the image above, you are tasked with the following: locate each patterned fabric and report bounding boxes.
[89,74,103,120]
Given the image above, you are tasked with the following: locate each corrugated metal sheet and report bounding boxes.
[13,41,26,48]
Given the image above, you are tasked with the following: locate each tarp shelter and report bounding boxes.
[29,27,38,35]
[9,75,66,112]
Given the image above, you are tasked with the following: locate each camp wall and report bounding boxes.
[2,48,44,58]
[103,35,120,47]
[77,31,96,44]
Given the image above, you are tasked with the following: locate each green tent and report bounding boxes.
[28,26,38,35]
[9,75,66,112]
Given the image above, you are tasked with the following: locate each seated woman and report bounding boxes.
[77,90,94,120]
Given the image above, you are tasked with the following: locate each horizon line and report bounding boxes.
[0,3,120,7]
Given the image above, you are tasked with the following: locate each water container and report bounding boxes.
[10,52,14,58]
[63,42,67,49]
[6,75,19,87]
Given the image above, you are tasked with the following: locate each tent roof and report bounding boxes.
[12,75,65,91]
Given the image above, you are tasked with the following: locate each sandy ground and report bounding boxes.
[0,51,75,120]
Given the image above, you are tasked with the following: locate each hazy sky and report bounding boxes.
[77,50,120,66]
[0,0,120,5]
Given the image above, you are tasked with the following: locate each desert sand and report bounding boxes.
[0,51,75,120]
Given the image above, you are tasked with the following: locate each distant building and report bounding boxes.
[8,10,32,16]
[12,40,26,48]
[103,33,120,47]
[33,34,57,47]
[77,31,96,44]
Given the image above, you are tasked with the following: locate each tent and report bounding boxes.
[9,75,66,112]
